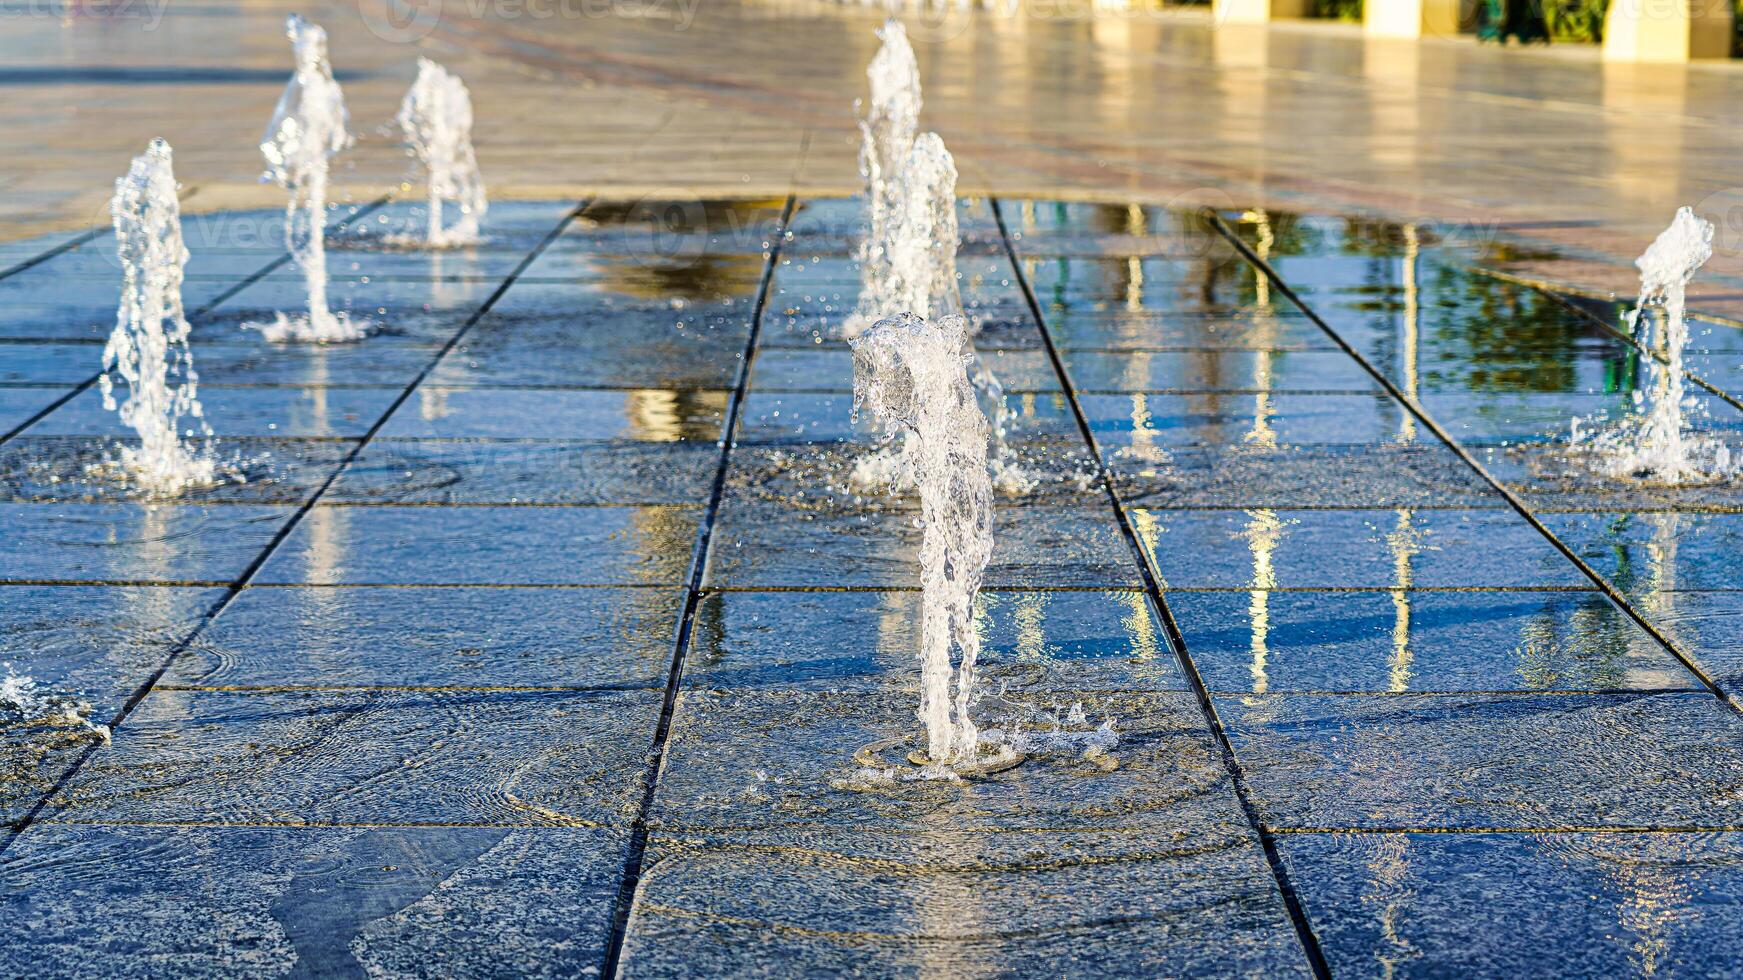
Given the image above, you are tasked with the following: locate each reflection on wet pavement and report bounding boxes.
[4,197,1743,975]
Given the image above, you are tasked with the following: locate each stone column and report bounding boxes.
[1364,0,1461,39]
[1603,0,1734,62]
[1212,0,1310,26]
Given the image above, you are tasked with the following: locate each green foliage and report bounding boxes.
[1312,0,1362,21]
[1542,0,1609,43]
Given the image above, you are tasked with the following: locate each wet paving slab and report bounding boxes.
[0,503,295,584]
[44,688,661,827]
[0,438,354,505]
[1116,444,1505,509]
[170,586,679,691]
[620,826,1311,978]
[1219,692,1743,831]
[1278,830,1743,977]
[686,589,1182,694]
[704,500,1140,590]
[27,386,401,440]
[253,504,701,586]
[329,440,720,506]
[1169,590,1694,694]
[0,825,627,976]
[1135,508,1591,590]
[7,195,1743,974]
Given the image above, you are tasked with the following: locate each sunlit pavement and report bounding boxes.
[12,0,1743,313]
[0,197,1741,974]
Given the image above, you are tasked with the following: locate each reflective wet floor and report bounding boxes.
[4,198,1743,976]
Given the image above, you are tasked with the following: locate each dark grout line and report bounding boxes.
[0,226,106,282]
[599,190,802,980]
[0,198,392,449]
[1268,823,1743,835]
[1202,688,1708,698]
[1204,211,1742,716]
[990,197,1334,980]
[0,198,587,859]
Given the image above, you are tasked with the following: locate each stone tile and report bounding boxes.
[1115,443,1503,509]
[1280,831,1743,977]
[653,689,1244,834]
[47,688,661,827]
[0,824,625,977]
[254,504,700,586]
[749,346,1060,393]
[1170,590,1693,694]
[209,274,501,321]
[1218,692,1743,830]
[620,828,1311,978]
[704,500,1140,589]
[0,344,96,385]
[721,443,1101,512]
[1542,511,1743,595]
[1136,508,1591,590]
[1081,392,1414,448]
[687,589,1183,693]
[1061,348,1379,393]
[171,586,678,690]
[0,437,353,504]
[1638,591,1743,699]
[432,307,749,389]
[0,725,104,827]
[0,503,293,584]
[0,584,220,714]
[189,340,442,387]
[0,385,65,433]
[29,385,401,439]
[328,440,719,505]
[1481,444,1743,512]
[1424,390,1743,447]
[378,386,726,441]
[1045,313,1336,352]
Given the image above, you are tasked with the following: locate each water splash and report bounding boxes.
[246,14,371,343]
[2,665,109,741]
[393,58,488,249]
[846,18,922,339]
[1578,208,1736,483]
[852,312,1007,771]
[96,139,220,495]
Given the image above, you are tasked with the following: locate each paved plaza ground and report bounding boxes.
[5,1,1743,977]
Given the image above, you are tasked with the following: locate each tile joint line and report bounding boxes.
[990,196,1334,980]
[599,192,801,980]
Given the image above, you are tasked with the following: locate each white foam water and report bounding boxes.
[247,14,370,343]
[393,58,488,249]
[1578,208,1736,483]
[2,665,109,741]
[846,18,922,339]
[853,312,996,768]
[844,116,1031,492]
[96,138,220,495]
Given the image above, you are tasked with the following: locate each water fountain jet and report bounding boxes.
[851,312,1016,775]
[393,58,487,248]
[246,14,371,343]
[96,138,220,495]
[1579,207,1736,483]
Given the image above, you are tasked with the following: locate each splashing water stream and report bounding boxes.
[846,18,921,338]
[394,58,488,248]
[1580,207,1735,483]
[96,138,220,495]
[852,312,1009,771]
[845,65,1030,489]
[247,14,370,343]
